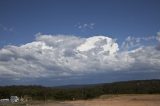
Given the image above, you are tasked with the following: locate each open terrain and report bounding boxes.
[1,80,160,106]
[30,94,160,106]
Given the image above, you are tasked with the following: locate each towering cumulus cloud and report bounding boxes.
[0,34,160,85]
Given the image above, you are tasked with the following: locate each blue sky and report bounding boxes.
[0,0,160,46]
[0,0,160,86]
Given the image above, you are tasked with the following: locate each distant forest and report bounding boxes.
[0,79,160,100]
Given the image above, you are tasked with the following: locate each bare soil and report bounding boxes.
[31,94,160,106]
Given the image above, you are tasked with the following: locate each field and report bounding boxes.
[21,94,160,106]
[1,94,160,106]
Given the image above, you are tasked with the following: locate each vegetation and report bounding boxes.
[0,79,160,101]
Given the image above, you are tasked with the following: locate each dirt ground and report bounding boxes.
[32,94,160,106]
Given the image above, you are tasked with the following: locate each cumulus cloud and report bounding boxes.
[0,34,160,84]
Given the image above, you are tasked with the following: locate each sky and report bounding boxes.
[0,0,160,86]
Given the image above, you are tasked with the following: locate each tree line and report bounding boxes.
[0,79,160,100]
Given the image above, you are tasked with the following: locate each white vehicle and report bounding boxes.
[0,99,10,103]
[10,96,19,103]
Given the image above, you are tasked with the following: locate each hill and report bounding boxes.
[0,79,160,100]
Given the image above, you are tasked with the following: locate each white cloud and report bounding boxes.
[77,36,119,55]
[121,34,159,51]
[0,34,160,81]
[121,36,141,50]
[156,32,160,42]
[75,22,95,31]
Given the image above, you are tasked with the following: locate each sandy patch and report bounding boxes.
[32,94,160,106]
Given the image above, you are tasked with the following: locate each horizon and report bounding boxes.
[0,79,159,87]
[0,0,160,86]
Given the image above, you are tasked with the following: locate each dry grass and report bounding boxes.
[66,94,160,106]
[31,94,160,106]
